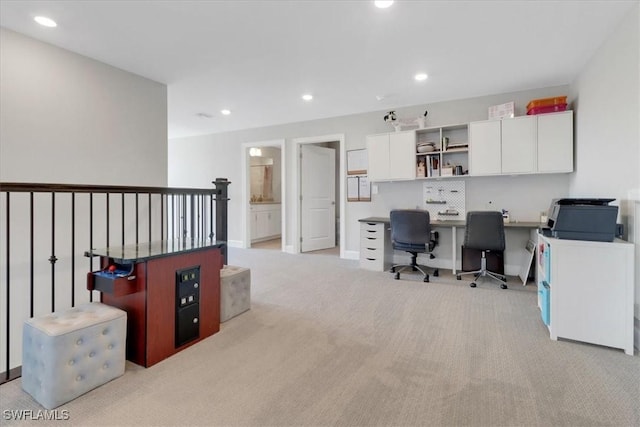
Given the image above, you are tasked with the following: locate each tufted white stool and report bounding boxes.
[220,265,251,322]
[22,302,127,409]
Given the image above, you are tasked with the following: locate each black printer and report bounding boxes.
[545,198,618,242]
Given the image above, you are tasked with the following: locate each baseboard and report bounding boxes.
[285,245,295,254]
[343,250,359,260]
[226,240,244,248]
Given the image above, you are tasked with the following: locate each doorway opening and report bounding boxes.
[293,134,345,258]
[241,139,285,251]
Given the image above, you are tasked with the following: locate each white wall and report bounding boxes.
[169,85,571,260]
[568,5,640,345]
[0,28,168,371]
[0,28,168,186]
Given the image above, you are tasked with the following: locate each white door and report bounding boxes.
[301,145,336,252]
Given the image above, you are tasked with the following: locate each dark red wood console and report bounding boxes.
[87,240,225,367]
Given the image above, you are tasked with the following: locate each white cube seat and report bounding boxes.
[220,265,251,322]
[22,302,127,409]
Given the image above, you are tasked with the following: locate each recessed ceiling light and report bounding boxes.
[414,73,428,81]
[34,16,57,27]
[374,0,394,9]
[221,109,231,116]
[302,94,313,101]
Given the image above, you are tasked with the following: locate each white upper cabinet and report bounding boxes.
[366,130,415,181]
[469,119,502,176]
[366,133,390,181]
[470,111,573,176]
[537,111,573,173]
[501,115,537,174]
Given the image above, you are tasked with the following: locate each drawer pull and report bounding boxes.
[366,229,377,233]
[366,258,376,261]
[366,237,375,240]
[367,248,376,251]
[366,223,376,226]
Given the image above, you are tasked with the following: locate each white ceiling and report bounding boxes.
[0,1,636,139]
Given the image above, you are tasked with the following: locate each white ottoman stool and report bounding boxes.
[220,265,251,322]
[22,302,127,409]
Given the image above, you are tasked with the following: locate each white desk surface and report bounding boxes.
[359,217,541,229]
[359,217,542,275]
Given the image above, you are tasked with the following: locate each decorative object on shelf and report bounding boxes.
[417,110,428,128]
[416,160,426,177]
[383,110,397,123]
[386,109,430,132]
[488,101,514,120]
[417,142,435,153]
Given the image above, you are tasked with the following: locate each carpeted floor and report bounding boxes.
[1,247,639,426]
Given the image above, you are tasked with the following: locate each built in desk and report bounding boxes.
[86,239,226,367]
[359,217,541,275]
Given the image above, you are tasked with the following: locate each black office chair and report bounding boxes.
[456,211,508,289]
[389,209,439,282]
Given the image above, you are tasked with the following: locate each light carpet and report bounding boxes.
[1,247,639,426]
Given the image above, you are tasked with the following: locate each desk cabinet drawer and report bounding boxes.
[361,235,383,250]
[360,246,382,260]
[361,222,385,238]
[360,256,384,271]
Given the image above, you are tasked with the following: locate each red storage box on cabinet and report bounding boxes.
[526,96,567,110]
[527,104,568,115]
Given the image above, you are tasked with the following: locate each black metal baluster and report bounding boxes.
[171,194,175,240]
[183,194,187,240]
[209,194,214,240]
[49,192,57,312]
[190,194,195,242]
[29,193,34,317]
[121,192,125,246]
[89,192,94,303]
[4,192,10,382]
[160,194,164,241]
[135,193,139,244]
[148,193,152,243]
[106,193,110,248]
[71,192,75,307]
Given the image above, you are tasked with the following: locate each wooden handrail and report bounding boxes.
[0,182,220,196]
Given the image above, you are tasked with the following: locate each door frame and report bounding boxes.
[241,139,286,250]
[292,134,345,258]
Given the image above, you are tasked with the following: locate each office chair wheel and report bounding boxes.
[394,272,400,280]
[423,275,429,283]
[433,269,439,277]
[470,282,477,288]
[411,266,417,271]
[390,266,396,273]
[429,254,435,259]
[501,284,508,290]
[456,275,461,280]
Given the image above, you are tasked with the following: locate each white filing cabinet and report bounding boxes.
[537,233,634,355]
[359,220,393,271]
